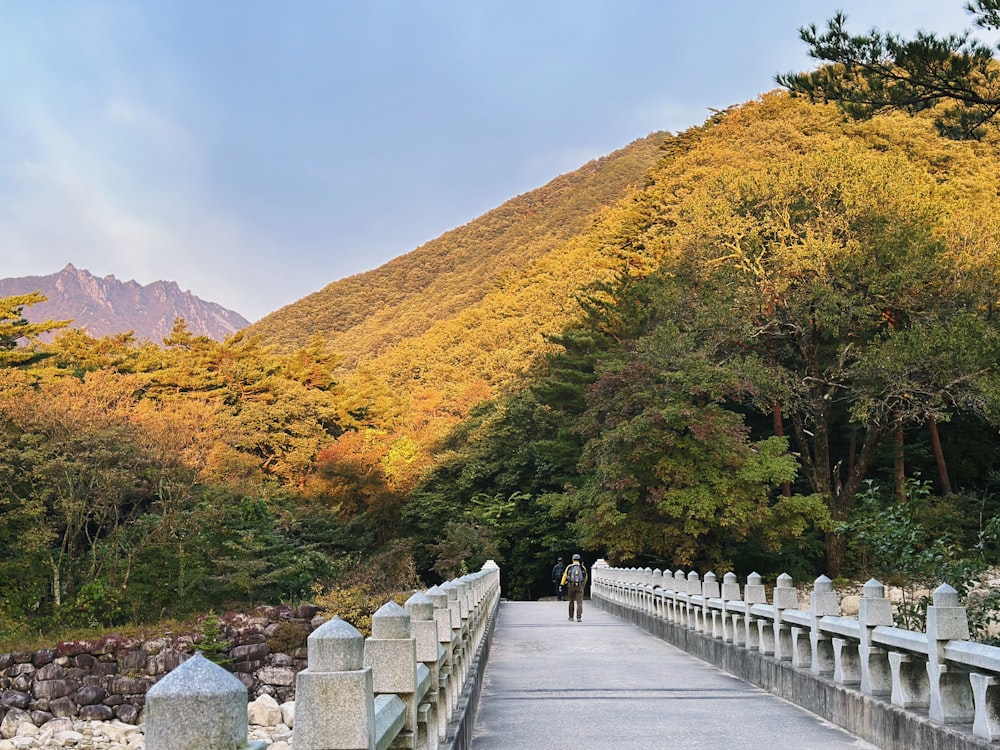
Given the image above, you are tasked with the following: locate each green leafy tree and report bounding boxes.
[547,270,812,571]
[777,2,1000,139]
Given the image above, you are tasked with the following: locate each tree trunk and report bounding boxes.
[894,420,906,504]
[825,530,846,578]
[928,416,953,495]
[772,402,791,497]
[49,555,61,608]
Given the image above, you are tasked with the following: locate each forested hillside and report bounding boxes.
[247,132,666,365]
[6,83,1000,644]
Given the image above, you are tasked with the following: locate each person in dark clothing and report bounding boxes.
[551,557,565,601]
[560,554,588,621]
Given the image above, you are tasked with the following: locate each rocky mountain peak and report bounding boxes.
[0,265,249,343]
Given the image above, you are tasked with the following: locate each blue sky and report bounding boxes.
[0,1,992,322]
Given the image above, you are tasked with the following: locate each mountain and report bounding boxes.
[0,264,249,343]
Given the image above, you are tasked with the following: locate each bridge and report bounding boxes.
[139,561,1000,750]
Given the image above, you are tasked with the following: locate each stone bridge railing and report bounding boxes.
[144,561,500,750]
[591,561,1000,750]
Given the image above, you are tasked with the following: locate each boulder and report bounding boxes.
[280,700,295,728]
[0,694,28,711]
[79,704,114,721]
[257,666,295,687]
[247,693,282,726]
[36,717,73,741]
[74,685,106,706]
[0,709,31,740]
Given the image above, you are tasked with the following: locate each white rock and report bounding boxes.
[270,742,292,750]
[271,724,292,743]
[95,722,132,743]
[279,701,295,729]
[0,739,16,750]
[0,709,31,741]
[247,694,282,727]
[36,718,74,741]
[54,730,85,742]
[840,594,860,616]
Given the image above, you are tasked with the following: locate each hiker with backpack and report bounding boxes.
[560,553,588,621]
[552,556,565,601]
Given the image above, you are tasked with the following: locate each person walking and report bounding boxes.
[560,554,587,621]
[551,557,565,601]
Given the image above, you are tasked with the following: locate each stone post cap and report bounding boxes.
[744,572,766,604]
[674,570,686,582]
[926,583,970,642]
[372,601,411,639]
[662,569,673,578]
[773,573,798,609]
[307,617,365,672]
[425,585,448,609]
[593,559,609,568]
[146,652,247,750]
[863,579,885,598]
[440,581,459,600]
[813,575,833,593]
[933,583,960,607]
[811,575,840,617]
[147,651,244,699]
[687,570,701,594]
[724,572,738,584]
[702,571,720,598]
[405,592,434,621]
[482,559,499,570]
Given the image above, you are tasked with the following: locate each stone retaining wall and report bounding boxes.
[0,604,322,731]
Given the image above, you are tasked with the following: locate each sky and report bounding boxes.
[0,1,994,323]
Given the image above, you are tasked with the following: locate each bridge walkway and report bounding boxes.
[470,600,877,750]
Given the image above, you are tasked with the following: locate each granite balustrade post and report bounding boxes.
[743,573,766,651]
[426,585,456,728]
[808,575,839,675]
[772,573,798,662]
[721,572,742,645]
[642,568,653,615]
[662,569,674,620]
[702,572,721,639]
[146,652,266,750]
[651,569,664,618]
[364,601,421,749]
[686,571,701,631]
[926,583,974,724]
[673,570,686,625]
[293,617,383,750]
[858,579,893,697]
[440,581,464,708]
[406,592,442,750]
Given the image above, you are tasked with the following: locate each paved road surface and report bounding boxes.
[470,601,878,750]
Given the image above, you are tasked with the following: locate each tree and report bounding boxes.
[0,293,68,367]
[546,270,811,571]
[777,3,1000,139]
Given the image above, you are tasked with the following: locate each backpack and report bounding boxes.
[566,562,585,585]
